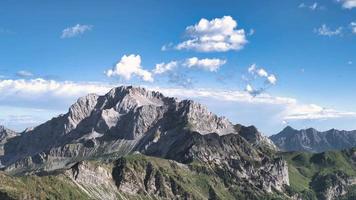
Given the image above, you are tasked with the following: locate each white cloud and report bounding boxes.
[244,84,264,97]
[337,0,356,9]
[299,2,323,10]
[153,61,178,74]
[350,22,356,34]
[267,74,277,85]
[174,16,247,52]
[248,64,277,84]
[314,24,343,36]
[61,24,93,39]
[183,57,226,72]
[248,64,257,73]
[248,29,255,36]
[257,68,268,77]
[310,2,318,10]
[245,84,253,93]
[155,87,356,121]
[105,54,153,82]
[0,78,112,99]
[16,70,33,77]
[0,79,355,132]
[245,64,277,96]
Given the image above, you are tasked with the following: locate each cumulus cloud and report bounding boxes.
[183,57,226,72]
[267,74,277,85]
[16,70,33,77]
[153,61,178,74]
[337,0,356,9]
[174,16,247,52]
[245,84,264,97]
[61,24,93,39]
[106,54,153,82]
[248,64,277,85]
[245,64,277,96]
[314,24,342,36]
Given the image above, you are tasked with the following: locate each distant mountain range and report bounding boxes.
[270,126,356,153]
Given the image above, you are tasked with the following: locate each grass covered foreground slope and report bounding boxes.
[281,147,356,200]
[0,172,90,200]
[0,153,287,200]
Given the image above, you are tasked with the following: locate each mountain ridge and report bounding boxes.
[270,126,356,153]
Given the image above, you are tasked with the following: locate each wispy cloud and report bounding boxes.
[350,22,356,34]
[156,87,356,121]
[61,24,93,39]
[16,70,33,78]
[314,24,343,36]
[337,0,356,9]
[169,16,247,52]
[299,2,324,11]
[0,79,355,132]
[0,28,14,34]
[167,72,194,88]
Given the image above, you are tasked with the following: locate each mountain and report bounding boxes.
[270,126,356,153]
[0,86,289,199]
[0,126,18,168]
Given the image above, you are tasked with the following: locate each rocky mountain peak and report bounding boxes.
[180,99,234,135]
[0,126,17,140]
[0,86,292,199]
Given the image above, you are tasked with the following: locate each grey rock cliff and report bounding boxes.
[0,126,18,167]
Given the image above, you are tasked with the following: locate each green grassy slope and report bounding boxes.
[280,148,356,199]
[0,172,90,200]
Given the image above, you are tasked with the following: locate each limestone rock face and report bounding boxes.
[311,172,356,200]
[65,161,119,200]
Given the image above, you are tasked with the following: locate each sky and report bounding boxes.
[0,0,356,135]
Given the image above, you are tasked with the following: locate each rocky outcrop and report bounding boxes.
[138,131,289,193]
[0,126,17,167]
[65,161,120,200]
[235,124,278,153]
[270,126,356,152]
[311,171,356,200]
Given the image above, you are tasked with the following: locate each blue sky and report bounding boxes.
[0,0,356,135]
